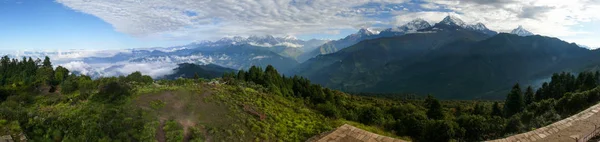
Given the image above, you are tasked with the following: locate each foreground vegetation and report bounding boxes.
[1,56,600,141]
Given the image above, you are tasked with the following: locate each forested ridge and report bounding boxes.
[1,56,600,141]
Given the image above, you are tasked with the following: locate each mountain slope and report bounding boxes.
[298,16,497,62]
[293,28,492,95]
[163,63,235,79]
[295,30,599,99]
[371,34,594,99]
[130,44,300,73]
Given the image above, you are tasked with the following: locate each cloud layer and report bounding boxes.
[56,0,600,46]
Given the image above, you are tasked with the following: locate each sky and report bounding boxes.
[1,0,600,50]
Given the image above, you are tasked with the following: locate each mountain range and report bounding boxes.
[5,15,597,100]
[292,16,599,99]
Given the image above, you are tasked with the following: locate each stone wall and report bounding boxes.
[487,103,600,142]
[307,124,407,142]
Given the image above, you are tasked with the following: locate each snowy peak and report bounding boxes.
[381,18,431,34]
[440,15,466,27]
[191,35,329,49]
[357,28,380,36]
[434,16,497,36]
[510,26,534,36]
[402,18,432,31]
[466,23,487,31]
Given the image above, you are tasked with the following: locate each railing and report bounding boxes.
[578,124,600,142]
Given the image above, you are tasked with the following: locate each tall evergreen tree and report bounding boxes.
[42,56,52,68]
[425,95,444,120]
[236,70,246,81]
[473,103,486,115]
[504,84,524,117]
[193,72,200,80]
[54,66,70,83]
[524,86,534,105]
[491,102,502,117]
[534,89,543,102]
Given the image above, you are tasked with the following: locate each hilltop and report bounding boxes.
[2,56,600,141]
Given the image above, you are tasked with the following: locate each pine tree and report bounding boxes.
[524,86,534,105]
[491,102,502,116]
[504,83,524,117]
[54,66,70,83]
[473,103,486,115]
[534,89,543,102]
[236,70,246,81]
[42,56,52,68]
[425,95,444,120]
[193,72,200,80]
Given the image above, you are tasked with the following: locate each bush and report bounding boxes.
[60,79,78,94]
[91,81,131,104]
[504,114,524,134]
[316,102,340,118]
[421,120,464,142]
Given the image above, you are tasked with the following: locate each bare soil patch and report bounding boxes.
[134,86,236,142]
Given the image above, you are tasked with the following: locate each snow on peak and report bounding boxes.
[510,26,534,36]
[283,35,298,40]
[403,19,431,31]
[440,15,466,27]
[358,28,380,35]
[467,23,488,31]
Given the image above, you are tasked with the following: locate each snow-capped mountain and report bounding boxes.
[189,35,326,49]
[434,16,498,36]
[357,28,380,36]
[299,18,435,62]
[379,19,432,36]
[0,35,327,79]
[510,26,534,36]
[439,15,467,27]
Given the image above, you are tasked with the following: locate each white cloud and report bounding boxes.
[59,61,96,75]
[56,0,408,40]
[424,0,600,37]
[59,59,180,79]
[56,0,600,47]
[108,63,178,78]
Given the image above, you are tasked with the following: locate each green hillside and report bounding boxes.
[163,63,236,80]
[294,31,600,99]
[2,56,600,141]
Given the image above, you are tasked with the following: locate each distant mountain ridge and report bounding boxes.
[293,19,598,99]
[163,63,235,79]
[298,15,499,62]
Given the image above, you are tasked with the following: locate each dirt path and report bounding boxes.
[135,86,222,142]
[487,103,600,142]
[156,121,166,142]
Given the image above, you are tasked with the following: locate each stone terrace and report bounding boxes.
[306,124,407,142]
[487,103,600,142]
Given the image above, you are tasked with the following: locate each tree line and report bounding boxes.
[0,56,157,141]
[2,55,600,142]
[224,65,600,141]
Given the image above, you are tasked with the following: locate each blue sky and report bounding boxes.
[1,0,600,50]
[0,0,189,50]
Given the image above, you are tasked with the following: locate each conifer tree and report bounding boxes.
[504,83,524,117]
[42,56,52,68]
[524,86,534,105]
[491,102,502,116]
[425,95,444,120]
[193,72,200,80]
